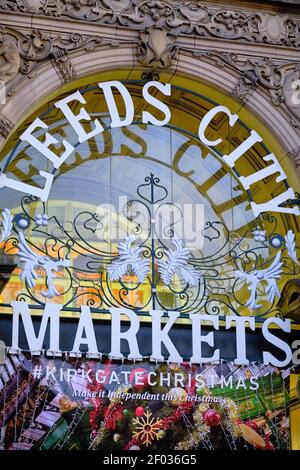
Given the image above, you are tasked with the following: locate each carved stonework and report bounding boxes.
[53,55,76,82]
[138,27,178,68]
[282,68,300,124]
[19,30,104,75]
[0,27,116,83]
[193,50,300,126]
[0,1,300,49]
[0,36,20,83]
[257,13,290,45]
[289,147,300,167]
[209,10,251,40]
[0,113,14,138]
[232,70,259,105]
[0,0,299,131]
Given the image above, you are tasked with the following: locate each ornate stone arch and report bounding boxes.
[0,46,298,150]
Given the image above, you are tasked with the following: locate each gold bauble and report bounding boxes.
[158,430,166,439]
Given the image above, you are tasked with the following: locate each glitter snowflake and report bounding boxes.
[133,411,162,447]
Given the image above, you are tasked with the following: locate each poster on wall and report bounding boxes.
[0,354,291,451]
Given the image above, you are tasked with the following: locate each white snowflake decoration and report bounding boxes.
[18,231,70,298]
[157,239,201,287]
[235,251,283,310]
[107,235,150,284]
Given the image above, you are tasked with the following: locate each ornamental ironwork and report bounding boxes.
[0,173,300,321]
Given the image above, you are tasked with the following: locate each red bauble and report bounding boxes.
[245,420,259,432]
[129,368,149,391]
[203,409,222,427]
[135,406,145,417]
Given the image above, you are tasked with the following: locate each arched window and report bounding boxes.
[0,75,299,323]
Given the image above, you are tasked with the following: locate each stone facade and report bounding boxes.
[0,0,299,167]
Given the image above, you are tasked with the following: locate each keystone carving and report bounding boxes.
[138,27,178,68]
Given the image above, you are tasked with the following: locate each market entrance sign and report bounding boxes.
[0,81,298,218]
[9,301,300,368]
[0,78,299,453]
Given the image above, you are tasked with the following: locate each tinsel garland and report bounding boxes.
[89,385,131,449]
[174,397,241,450]
[222,397,241,438]
[158,401,194,430]
[124,437,142,450]
[174,403,210,450]
[87,364,241,451]
[88,360,132,448]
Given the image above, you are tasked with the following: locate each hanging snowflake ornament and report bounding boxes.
[132,410,162,447]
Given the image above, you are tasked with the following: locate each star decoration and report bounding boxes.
[132,410,162,447]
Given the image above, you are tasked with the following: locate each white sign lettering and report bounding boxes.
[10,301,296,367]
[0,81,298,217]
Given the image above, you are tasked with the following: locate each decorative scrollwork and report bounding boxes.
[0,173,300,320]
[18,231,70,298]
[1,1,300,49]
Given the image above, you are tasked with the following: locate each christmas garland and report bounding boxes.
[86,362,243,451]
[174,398,240,450]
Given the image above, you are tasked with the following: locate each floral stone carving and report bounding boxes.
[0,1,299,49]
